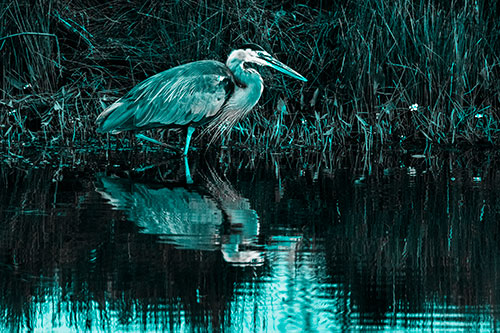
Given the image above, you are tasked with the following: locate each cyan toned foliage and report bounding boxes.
[1,0,499,151]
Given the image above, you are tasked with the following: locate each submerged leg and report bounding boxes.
[184,127,195,156]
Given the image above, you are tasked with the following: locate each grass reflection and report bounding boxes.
[0,148,500,330]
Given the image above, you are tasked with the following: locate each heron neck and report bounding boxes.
[227,58,259,85]
[227,63,263,112]
[207,60,264,133]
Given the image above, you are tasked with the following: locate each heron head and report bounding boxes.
[227,43,307,82]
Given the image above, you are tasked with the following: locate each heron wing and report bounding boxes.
[97,60,234,133]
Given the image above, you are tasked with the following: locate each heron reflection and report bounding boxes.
[96,168,262,266]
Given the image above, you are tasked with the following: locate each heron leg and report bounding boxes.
[135,134,168,147]
[183,127,195,156]
[135,134,178,152]
[184,155,193,184]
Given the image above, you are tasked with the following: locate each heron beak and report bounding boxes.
[256,52,308,82]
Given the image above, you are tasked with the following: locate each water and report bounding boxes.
[1,147,500,331]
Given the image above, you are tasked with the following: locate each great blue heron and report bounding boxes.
[96,44,307,155]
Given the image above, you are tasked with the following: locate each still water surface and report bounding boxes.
[1,147,500,331]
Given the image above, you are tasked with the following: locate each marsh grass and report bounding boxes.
[1,0,499,154]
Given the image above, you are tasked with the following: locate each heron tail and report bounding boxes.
[96,100,129,134]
